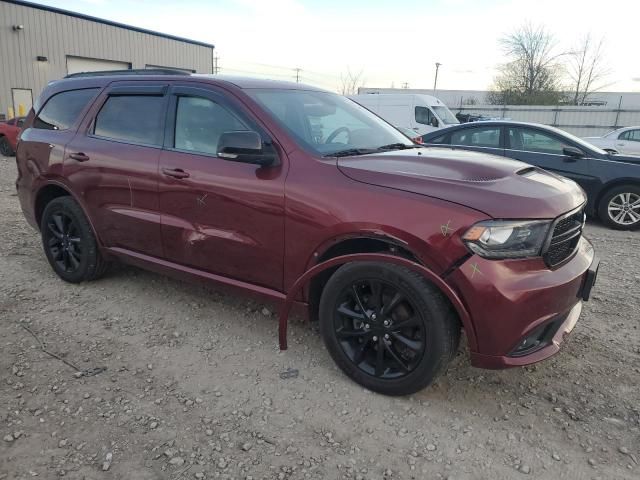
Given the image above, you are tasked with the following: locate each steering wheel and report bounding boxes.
[325,126,351,144]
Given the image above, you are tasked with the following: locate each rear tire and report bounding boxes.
[0,136,14,156]
[319,262,459,396]
[598,184,640,230]
[41,196,108,283]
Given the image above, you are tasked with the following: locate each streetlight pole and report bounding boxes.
[433,62,442,91]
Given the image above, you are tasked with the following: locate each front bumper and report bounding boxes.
[448,237,597,369]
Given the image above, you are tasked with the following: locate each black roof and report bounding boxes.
[4,0,214,49]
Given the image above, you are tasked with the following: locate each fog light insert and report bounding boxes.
[509,318,563,357]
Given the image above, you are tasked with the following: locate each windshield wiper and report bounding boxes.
[375,143,421,151]
[324,148,377,158]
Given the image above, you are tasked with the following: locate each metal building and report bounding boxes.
[0,0,215,119]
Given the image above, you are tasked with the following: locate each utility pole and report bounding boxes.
[294,68,302,83]
[401,82,409,89]
[433,62,442,91]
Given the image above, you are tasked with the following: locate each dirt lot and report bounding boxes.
[1,156,638,480]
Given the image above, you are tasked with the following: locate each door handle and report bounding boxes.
[162,167,190,179]
[68,152,90,162]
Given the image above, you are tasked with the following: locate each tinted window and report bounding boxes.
[17,118,25,127]
[34,88,99,130]
[175,96,248,155]
[508,127,569,154]
[428,134,447,144]
[94,95,165,146]
[620,129,640,142]
[415,106,434,125]
[451,127,501,147]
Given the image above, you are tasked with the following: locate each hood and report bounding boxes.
[337,148,586,219]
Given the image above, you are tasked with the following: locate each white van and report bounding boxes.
[349,93,459,135]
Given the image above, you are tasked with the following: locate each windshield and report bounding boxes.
[432,105,459,125]
[247,89,414,156]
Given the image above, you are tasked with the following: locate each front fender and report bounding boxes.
[279,252,476,352]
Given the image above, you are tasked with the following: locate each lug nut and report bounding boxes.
[371,313,377,320]
[383,320,390,327]
[372,336,378,341]
[384,334,390,340]
[364,324,370,330]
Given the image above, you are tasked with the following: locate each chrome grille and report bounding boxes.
[543,208,585,267]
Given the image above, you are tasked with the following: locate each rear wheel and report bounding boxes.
[319,262,459,396]
[598,185,640,230]
[0,136,14,156]
[41,196,108,282]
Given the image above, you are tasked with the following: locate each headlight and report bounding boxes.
[462,220,551,259]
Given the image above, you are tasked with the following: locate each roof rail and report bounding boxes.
[64,69,191,79]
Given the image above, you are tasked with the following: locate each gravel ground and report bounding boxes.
[1,156,638,480]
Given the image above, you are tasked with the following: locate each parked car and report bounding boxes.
[0,116,25,156]
[16,73,598,395]
[349,93,459,135]
[584,127,640,156]
[395,126,424,144]
[421,121,640,230]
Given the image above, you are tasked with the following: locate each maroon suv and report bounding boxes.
[15,72,598,395]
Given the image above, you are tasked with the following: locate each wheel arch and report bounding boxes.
[305,234,424,324]
[279,252,476,352]
[594,177,640,214]
[34,182,103,248]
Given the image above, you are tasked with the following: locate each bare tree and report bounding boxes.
[567,33,611,105]
[339,68,365,95]
[489,23,564,105]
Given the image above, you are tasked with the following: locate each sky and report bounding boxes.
[31,0,640,92]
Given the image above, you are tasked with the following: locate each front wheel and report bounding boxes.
[598,185,640,230]
[319,262,459,396]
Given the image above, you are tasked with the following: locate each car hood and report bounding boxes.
[337,148,586,219]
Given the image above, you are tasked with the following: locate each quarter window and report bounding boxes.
[34,88,99,131]
[174,96,248,155]
[508,127,570,155]
[94,95,165,146]
[451,127,501,148]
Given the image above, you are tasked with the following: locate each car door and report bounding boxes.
[158,85,286,290]
[64,82,169,257]
[448,125,505,156]
[617,129,640,155]
[504,126,598,195]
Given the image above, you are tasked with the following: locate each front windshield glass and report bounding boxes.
[432,105,459,125]
[247,89,414,156]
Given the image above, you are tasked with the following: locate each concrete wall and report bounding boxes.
[0,0,214,118]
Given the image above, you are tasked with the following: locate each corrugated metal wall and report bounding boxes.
[0,0,214,118]
[454,105,640,137]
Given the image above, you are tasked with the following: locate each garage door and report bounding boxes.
[66,56,131,75]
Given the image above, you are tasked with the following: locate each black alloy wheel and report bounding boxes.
[45,211,83,273]
[334,278,426,379]
[41,196,108,282]
[319,262,459,396]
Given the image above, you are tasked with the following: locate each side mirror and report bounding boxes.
[430,117,439,128]
[562,146,584,159]
[217,131,276,166]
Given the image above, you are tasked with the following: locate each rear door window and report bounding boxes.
[451,127,501,148]
[94,95,165,146]
[34,88,99,131]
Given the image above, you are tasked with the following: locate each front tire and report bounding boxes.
[598,185,640,230]
[319,262,459,396]
[41,196,108,283]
